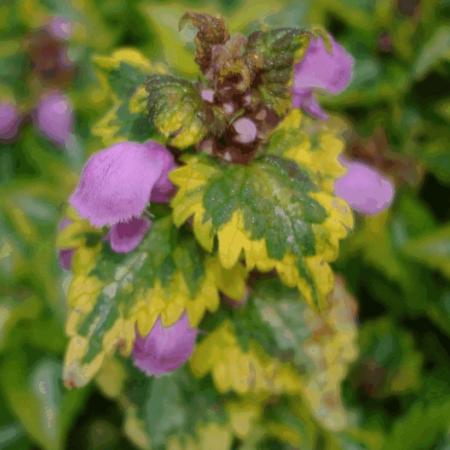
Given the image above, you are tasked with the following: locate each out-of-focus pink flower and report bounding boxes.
[293,35,353,119]
[35,92,73,146]
[48,17,73,41]
[132,314,198,376]
[107,217,151,253]
[58,218,74,270]
[334,158,395,215]
[149,145,177,203]
[233,117,258,144]
[0,102,21,141]
[201,89,215,103]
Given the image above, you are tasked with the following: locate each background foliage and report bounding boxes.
[1,0,449,449]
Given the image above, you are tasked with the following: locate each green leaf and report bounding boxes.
[170,111,353,309]
[63,216,246,387]
[93,49,157,146]
[402,224,450,279]
[122,367,232,450]
[241,276,358,431]
[352,317,423,398]
[383,399,450,450]
[0,356,88,450]
[413,26,450,79]
[146,74,208,148]
[245,27,311,114]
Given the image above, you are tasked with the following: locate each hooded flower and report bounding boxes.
[69,140,176,252]
[334,158,395,215]
[293,34,353,119]
[35,92,74,146]
[132,314,198,376]
[0,102,21,141]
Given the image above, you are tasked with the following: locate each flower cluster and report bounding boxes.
[60,12,394,382]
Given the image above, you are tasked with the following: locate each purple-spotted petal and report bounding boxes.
[35,92,73,146]
[108,217,151,253]
[0,102,20,141]
[293,35,353,95]
[335,159,395,215]
[148,141,177,203]
[69,141,165,227]
[132,314,197,376]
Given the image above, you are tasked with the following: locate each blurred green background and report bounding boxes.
[0,0,449,449]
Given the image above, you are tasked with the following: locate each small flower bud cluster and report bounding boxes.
[1,17,74,147]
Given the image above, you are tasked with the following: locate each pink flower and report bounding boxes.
[35,92,74,146]
[69,141,176,253]
[0,102,21,141]
[132,314,198,376]
[58,218,74,270]
[334,159,395,215]
[293,35,353,119]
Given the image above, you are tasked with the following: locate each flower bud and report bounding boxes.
[334,159,394,215]
[0,102,21,141]
[35,92,73,146]
[233,117,257,144]
[132,314,197,376]
[47,17,73,41]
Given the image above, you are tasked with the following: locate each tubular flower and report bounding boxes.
[0,102,21,141]
[292,34,353,119]
[35,92,74,146]
[132,314,198,376]
[69,140,176,252]
[334,158,395,215]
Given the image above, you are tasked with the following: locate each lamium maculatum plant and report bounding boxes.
[56,12,386,448]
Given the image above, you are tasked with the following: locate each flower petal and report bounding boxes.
[293,35,353,95]
[108,216,151,253]
[132,313,198,376]
[334,159,395,215]
[148,141,178,203]
[70,141,165,227]
[292,89,328,120]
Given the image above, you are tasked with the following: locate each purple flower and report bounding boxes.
[334,158,395,215]
[47,17,73,41]
[35,92,74,146]
[293,35,353,119]
[132,314,198,376]
[58,218,74,270]
[107,217,151,254]
[70,141,175,227]
[0,102,21,141]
